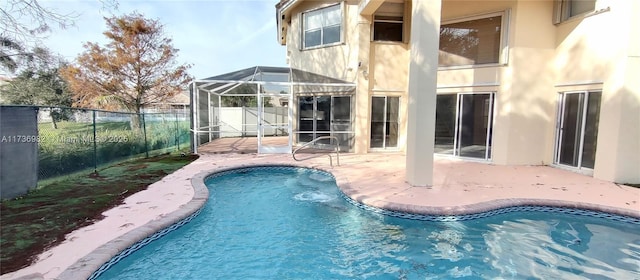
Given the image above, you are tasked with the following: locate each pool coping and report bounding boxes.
[57,162,640,279]
[56,169,211,280]
[338,179,640,219]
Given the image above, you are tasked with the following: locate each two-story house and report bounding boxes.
[275,0,639,186]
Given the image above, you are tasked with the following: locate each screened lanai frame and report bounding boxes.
[189,66,356,154]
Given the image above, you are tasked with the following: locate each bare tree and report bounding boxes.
[1,0,75,40]
[0,0,118,73]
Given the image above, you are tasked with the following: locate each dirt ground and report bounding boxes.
[0,153,198,274]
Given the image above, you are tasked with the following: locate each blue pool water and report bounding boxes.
[98,167,640,279]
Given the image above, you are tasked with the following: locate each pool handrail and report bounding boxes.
[292,136,340,167]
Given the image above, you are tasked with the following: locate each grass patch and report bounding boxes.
[0,152,198,274]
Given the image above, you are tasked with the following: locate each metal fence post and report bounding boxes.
[175,112,180,150]
[142,113,149,158]
[93,110,97,173]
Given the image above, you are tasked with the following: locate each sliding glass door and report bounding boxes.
[298,96,315,143]
[331,96,353,151]
[297,95,353,151]
[554,91,601,169]
[435,95,457,155]
[370,96,399,149]
[435,92,494,160]
[458,93,494,158]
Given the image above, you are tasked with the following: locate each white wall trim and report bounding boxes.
[437,83,500,89]
[554,81,604,87]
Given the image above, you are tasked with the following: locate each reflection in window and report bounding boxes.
[439,15,502,67]
[303,4,342,48]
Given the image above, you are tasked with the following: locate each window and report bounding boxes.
[439,14,505,67]
[373,2,405,42]
[302,4,342,49]
[554,0,596,23]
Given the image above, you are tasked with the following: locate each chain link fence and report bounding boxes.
[33,106,189,182]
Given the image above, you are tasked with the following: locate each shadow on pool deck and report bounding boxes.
[4,150,639,280]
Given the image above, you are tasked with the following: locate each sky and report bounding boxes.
[31,0,287,79]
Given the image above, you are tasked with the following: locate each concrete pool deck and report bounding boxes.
[3,152,639,280]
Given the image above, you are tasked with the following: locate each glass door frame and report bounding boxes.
[553,90,597,172]
[295,94,354,150]
[455,92,494,160]
[434,92,495,161]
[329,95,353,151]
[257,82,293,154]
[369,95,400,151]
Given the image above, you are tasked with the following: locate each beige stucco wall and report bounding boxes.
[436,0,639,182]
[280,0,639,183]
[286,0,360,82]
[353,11,372,153]
[371,43,409,91]
[496,0,556,166]
[436,0,638,183]
[370,42,409,152]
[285,0,373,153]
[550,0,640,183]
[285,0,411,153]
[437,0,557,166]
[563,0,640,183]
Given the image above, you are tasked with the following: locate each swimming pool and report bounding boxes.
[94,166,640,279]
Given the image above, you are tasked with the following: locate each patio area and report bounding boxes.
[196,136,290,154]
[4,144,639,279]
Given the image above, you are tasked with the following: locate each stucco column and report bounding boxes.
[405,0,441,186]
[354,14,372,154]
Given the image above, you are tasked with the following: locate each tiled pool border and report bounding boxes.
[60,164,640,280]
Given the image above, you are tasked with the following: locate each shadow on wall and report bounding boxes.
[596,84,640,184]
[494,17,607,166]
[371,43,410,90]
[302,34,358,83]
[493,45,558,165]
[555,36,607,83]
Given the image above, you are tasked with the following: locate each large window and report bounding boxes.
[302,4,342,49]
[439,14,505,67]
[373,1,405,42]
[554,0,596,23]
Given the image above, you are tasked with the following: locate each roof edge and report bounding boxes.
[276,0,302,45]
